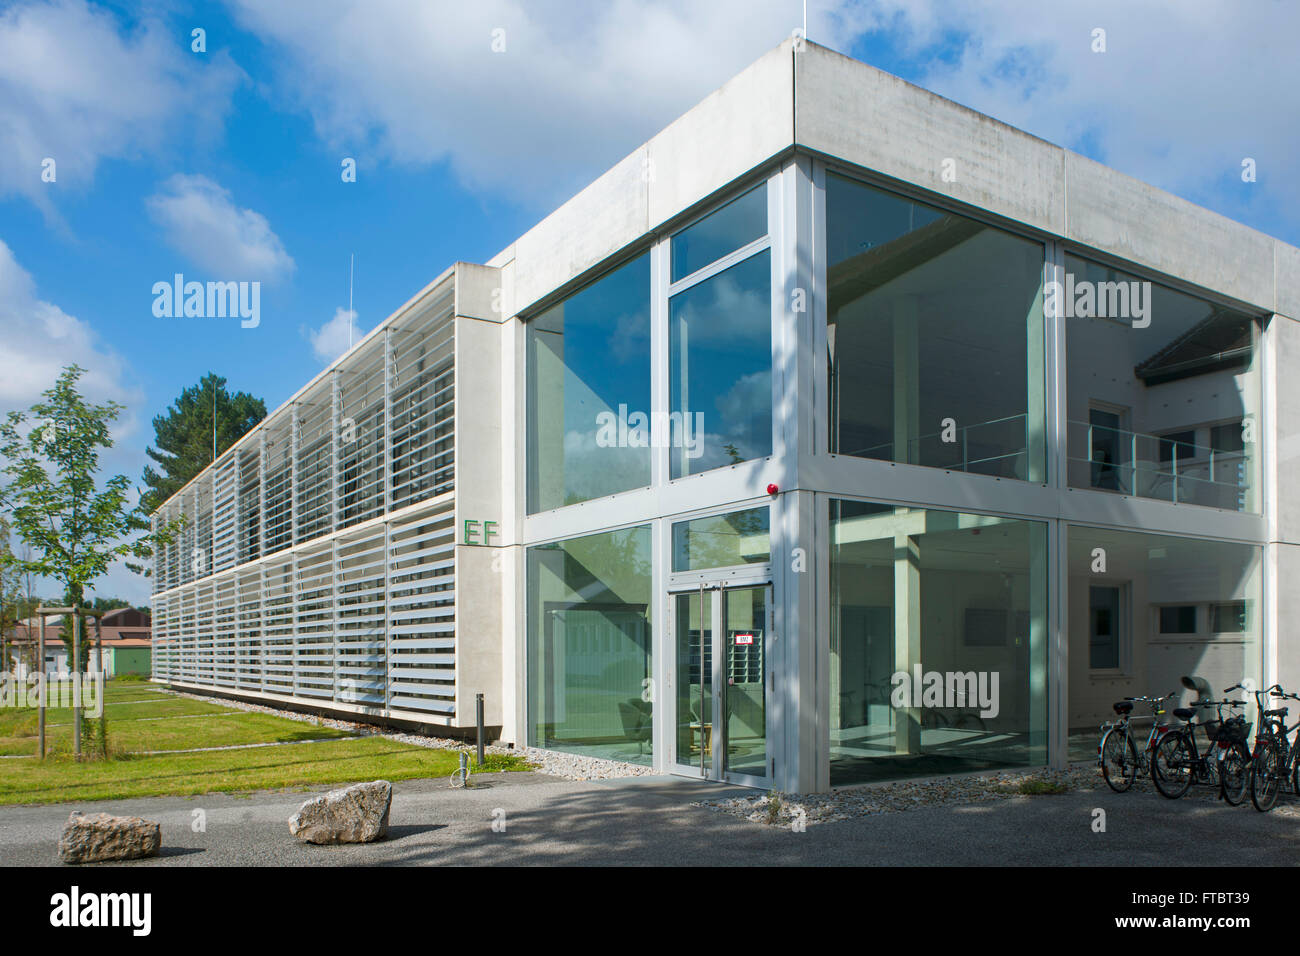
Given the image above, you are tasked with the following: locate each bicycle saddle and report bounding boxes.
[1112,701,1134,715]
[1265,707,1289,717]
[1173,707,1196,721]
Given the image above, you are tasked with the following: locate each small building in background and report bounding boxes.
[5,607,152,678]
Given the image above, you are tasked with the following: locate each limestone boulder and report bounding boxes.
[289,780,392,844]
[59,812,161,864]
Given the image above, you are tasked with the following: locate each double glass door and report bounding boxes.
[672,583,770,784]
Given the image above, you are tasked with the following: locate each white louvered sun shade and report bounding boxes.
[150,278,458,722]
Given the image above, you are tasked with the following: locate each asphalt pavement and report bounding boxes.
[0,771,1294,866]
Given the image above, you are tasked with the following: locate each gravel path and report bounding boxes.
[160,686,656,781]
[693,762,1300,828]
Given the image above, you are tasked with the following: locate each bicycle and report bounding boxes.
[1098,692,1175,793]
[1150,690,1251,803]
[1248,684,1300,813]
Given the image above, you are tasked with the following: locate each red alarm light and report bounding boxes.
[766,483,779,496]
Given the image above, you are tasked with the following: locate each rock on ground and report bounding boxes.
[59,812,161,864]
[289,780,392,844]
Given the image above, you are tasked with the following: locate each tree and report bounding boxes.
[142,373,266,513]
[0,365,181,680]
[89,597,132,614]
[0,518,22,674]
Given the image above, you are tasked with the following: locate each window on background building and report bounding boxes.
[1158,604,1198,635]
[526,525,653,765]
[828,500,1048,786]
[1089,585,1123,669]
[1064,254,1262,511]
[669,184,772,479]
[526,253,652,513]
[671,506,770,571]
[1066,528,1261,761]
[825,173,1047,482]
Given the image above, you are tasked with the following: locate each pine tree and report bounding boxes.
[141,373,267,513]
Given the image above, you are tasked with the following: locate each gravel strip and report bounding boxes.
[160,687,655,781]
[692,763,1300,828]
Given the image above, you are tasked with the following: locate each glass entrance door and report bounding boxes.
[672,583,770,784]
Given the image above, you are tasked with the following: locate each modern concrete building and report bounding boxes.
[150,38,1300,793]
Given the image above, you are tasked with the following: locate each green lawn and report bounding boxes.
[0,711,355,757]
[0,737,532,805]
[0,687,534,804]
[0,696,235,749]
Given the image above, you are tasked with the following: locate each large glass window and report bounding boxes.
[826,173,1046,481]
[670,250,772,477]
[671,184,767,282]
[526,253,651,513]
[526,526,653,764]
[829,500,1048,785]
[1064,254,1262,511]
[672,507,770,572]
[1067,527,1261,760]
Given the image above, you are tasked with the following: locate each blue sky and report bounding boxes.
[2,0,1297,604]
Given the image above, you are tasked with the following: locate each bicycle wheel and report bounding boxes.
[1100,727,1138,793]
[1152,732,1194,799]
[1250,739,1283,812]
[1219,742,1250,806]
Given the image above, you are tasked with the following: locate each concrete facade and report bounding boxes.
[152,40,1297,791]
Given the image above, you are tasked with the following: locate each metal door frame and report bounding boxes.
[667,570,773,787]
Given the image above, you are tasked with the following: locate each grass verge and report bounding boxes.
[0,737,534,805]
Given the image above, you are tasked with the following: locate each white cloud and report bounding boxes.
[0,0,242,216]
[146,174,295,283]
[227,0,1299,237]
[0,237,142,440]
[305,306,363,363]
[842,0,1300,227]
[224,0,836,207]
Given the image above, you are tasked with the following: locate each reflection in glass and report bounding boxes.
[672,507,770,571]
[671,184,767,282]
[1065,254,1261,511]
[1066,527,1261,761]
[826,173,1046,481]
[724,586,767,778]
[675,590,713,771]
[669,250,772,478]
[829,499,1048,785]
[527,253,651,513]
[527,526,653,764]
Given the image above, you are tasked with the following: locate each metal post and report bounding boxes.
[1130,430,1138,496]
[95,615,106,758]
[38,615,45,760]
[73,609,81,759]
[476,692,485,767]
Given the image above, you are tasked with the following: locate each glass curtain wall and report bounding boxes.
[669,184,772,478]
[671,506,770,571]
[1066,527,1262,760]
[526,525,654,764]
[527,253,652,512]
[825,172,1046,481]
[829,499,1048,785]
[1064,254,1262,511]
